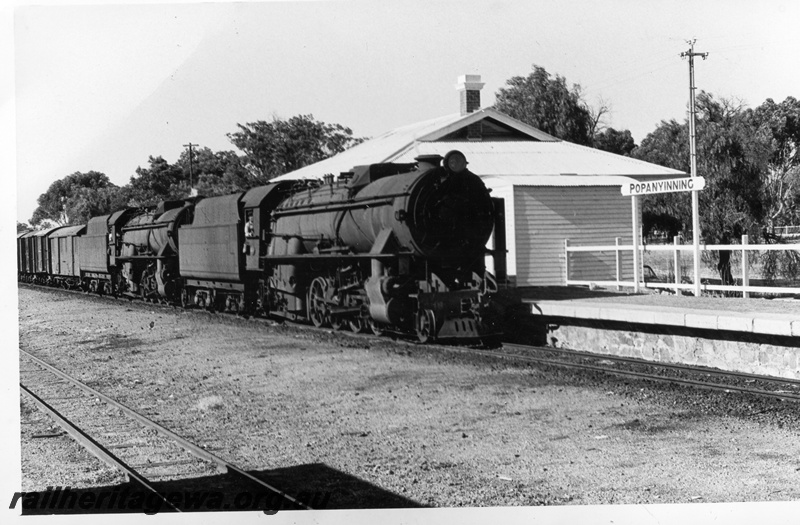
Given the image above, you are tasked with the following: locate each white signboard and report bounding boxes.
[622,177,706,196]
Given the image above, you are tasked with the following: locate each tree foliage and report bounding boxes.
[632,93,775,282]
[126,156,188,206]
[594,128,636,156]
[494,65,595,145]
[748,96,800,230]
[176,147,257,197]
[695,94,768,243]
[30,171,126,226]
[745,97,800,280]
[494,65,639,155]
[227,114,364,182]
[633,92,769,246]
[29,114,364,225]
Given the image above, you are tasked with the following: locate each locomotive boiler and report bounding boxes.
[116,200,194,302]
[266,150,498,342]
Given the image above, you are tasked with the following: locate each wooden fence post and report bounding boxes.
[742,234,749,299]
[674,235,681,295]
[615,237,621,291]
[632,196,640,294]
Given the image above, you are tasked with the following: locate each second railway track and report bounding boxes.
[475,343,800,403]
[19,349,312,513]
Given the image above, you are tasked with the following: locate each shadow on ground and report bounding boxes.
[16,462,424,515]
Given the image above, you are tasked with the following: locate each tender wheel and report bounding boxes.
[208,293,220,312]
[416,309,436,344]
[307,277,328,328]
[181,288,191,308]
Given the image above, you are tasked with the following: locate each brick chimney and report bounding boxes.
[456,74,484,115]
[456,74,484,140]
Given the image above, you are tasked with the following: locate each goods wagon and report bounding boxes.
[48,225,86,288]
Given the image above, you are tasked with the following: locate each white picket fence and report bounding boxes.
[564,234,800,297]
[773,225,800,238]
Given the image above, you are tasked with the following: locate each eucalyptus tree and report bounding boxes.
[227,114,363,183]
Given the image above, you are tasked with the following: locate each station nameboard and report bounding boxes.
[621,177,706,196]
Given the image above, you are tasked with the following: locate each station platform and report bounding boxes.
[523,288,800,337]
[503,287,800,379]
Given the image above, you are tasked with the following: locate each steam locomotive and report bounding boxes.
[18,151,500,343]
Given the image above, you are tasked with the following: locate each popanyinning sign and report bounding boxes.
[621,177,706,196]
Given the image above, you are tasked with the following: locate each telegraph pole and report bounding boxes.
[183,142,198,196]
[681,40,708,297]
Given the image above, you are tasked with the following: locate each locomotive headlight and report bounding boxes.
[444,150,468,174]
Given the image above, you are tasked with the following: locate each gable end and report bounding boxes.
[435,117,538,142]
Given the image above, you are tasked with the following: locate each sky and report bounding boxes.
[8,0,800,224]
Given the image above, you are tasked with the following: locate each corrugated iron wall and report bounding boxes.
[513,186,636,286]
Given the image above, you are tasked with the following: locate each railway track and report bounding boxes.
[449,343,800,403]
[19,349,312,513]
[20,282,800,404]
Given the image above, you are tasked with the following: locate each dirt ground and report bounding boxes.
[16,286,800,508]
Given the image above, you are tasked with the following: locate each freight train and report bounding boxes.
[18,151,500,343]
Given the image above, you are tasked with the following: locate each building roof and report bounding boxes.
[482,174,641,188]
[273,108,684,183]
[407,141,683,178]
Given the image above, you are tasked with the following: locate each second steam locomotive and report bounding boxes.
[18,151,500,343]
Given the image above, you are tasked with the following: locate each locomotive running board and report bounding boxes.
[260,253,401,262]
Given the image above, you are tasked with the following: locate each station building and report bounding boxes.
[275,76,683,287]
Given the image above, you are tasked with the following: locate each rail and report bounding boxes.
[20,349,312,511]
[564,234,800,297]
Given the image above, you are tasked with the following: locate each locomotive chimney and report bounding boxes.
[415,154,443,171]
[456,74,484,140]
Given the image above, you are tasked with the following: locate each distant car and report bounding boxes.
[643,265,692,284]
[643,265,665,283]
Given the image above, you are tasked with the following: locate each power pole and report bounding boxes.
[60,196,68,225]
[681,40,708,297]
[183,142,198,196]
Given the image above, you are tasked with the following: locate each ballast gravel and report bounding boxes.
[16,286,800,508]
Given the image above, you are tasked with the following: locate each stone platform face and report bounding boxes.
[516,292,800,380]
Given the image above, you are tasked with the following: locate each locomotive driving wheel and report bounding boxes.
[416,309,436,343]
[349,317,366,333]
[139,268,157,302]
[330,317,344,330]
[368,319,384,336]
[307,277,329,328]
